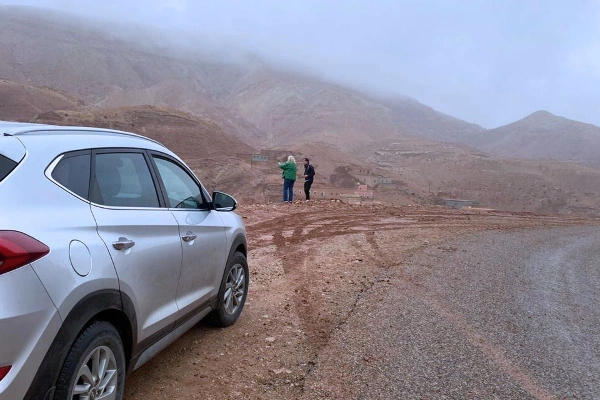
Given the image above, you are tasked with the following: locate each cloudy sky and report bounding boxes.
[3,0,600,128]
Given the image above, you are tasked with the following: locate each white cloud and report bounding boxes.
[567,40,600,79]
[158,0,188,12]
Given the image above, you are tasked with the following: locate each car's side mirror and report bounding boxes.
[212,191,237,212]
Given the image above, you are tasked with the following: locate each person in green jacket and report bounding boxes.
[278,155,297,203]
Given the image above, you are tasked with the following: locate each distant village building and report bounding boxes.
[349,167,392,186]
[354,184,374,199]
[356,175,393,186]
[259,149,299,161]
[337,185,374,204]
[251,154,269,162]
[294,185,374,203]
[440,199,480,209]
[315,188,355,199]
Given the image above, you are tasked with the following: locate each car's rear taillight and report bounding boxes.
[0,231,50,275]
[0,366,11,381]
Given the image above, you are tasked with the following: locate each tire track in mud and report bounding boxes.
[248,207,481,390]
[268,212,333,352]
[253,211,564,252]
[250,209,382,364]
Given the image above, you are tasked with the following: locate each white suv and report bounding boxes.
[0,121,249,400]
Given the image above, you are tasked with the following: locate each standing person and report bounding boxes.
[278,155,297,203]
[302,157,315,201]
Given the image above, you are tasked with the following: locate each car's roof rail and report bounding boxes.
[0,121,165,147]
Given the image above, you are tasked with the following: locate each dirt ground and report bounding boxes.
[124,201,595,400]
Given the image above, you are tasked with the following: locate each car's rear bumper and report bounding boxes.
[0,265,61,400]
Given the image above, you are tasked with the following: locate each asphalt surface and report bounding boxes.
[304,226,600,399]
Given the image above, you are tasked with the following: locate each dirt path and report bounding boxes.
[124,202,595,399]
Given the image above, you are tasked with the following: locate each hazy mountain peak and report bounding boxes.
[525,110,558,119]
[507,110,568,129]
[503,110,600,133]
[475,109,600,165]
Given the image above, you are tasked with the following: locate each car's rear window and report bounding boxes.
[0,154,18,183]
[52,153,91,199]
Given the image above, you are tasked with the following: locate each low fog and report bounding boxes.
[2,0,600,128]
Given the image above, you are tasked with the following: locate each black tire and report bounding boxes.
[211,252,249,327]
[54,321,126,400]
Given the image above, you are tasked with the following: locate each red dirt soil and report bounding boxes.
[124,201,595,399]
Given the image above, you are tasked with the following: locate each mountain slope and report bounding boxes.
[475,111,600,165]
[0,79,84,121]
[357,137,600,216]
[225,69,399,147]
[32,105,255,159]
[2,6,598,170]
[0,6,268,145]
[383,97,484,143]
[0,5,484,150]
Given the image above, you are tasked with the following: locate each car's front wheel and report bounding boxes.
[54,320,126,400]
[211,251,249,327]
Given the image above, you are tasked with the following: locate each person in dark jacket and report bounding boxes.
[278,156,297,203]
[302,157,315,201]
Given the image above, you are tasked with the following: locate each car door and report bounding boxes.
[90,149,183,342]
[150,153,228,318]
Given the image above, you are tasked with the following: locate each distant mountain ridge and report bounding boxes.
[0,5,484,150]
[474,110,600,165]
[0,5,598,166]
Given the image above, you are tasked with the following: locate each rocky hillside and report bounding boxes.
[0,79,84,121]
[31,105,255,160]
[357,137,600,216]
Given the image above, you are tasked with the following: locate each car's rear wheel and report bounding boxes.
[55,321,126,400]
[211,252,249,327]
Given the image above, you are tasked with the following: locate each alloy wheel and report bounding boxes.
[224,263,246,315]
[71,345,118,400]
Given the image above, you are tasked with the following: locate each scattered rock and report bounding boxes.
[272,368,293,375]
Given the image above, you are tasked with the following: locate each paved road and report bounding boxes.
[304,226,600,399]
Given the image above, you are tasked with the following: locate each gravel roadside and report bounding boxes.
[303,226,600,399]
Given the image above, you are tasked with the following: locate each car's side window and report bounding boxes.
[152,156,208,210]
[0,154,18,183]
[51,153,91,199]
[92,152,160,208]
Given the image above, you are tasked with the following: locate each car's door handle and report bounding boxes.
[112,237,136,250]
[181,232,197,242]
